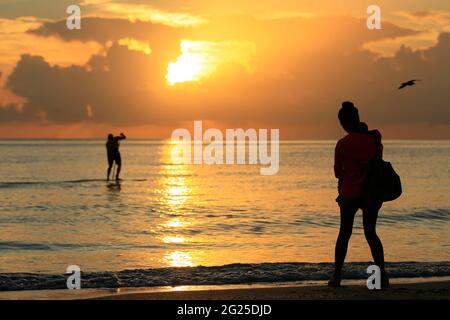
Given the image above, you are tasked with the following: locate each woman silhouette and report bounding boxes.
[329,101,389,288]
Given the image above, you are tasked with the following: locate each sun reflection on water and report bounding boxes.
[164,251,195,267]
[162,218,191,229]
[155,142,200,267]
[161,236,186,244]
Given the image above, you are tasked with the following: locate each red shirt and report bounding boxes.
[334,131,382,198]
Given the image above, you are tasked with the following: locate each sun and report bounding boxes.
[166,57,202,85]
[166,41,208,85]
[166,40,256,86]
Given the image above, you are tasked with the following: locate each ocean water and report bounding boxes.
[0,140,449,290]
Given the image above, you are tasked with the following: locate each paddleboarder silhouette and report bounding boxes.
[106,133,126,181]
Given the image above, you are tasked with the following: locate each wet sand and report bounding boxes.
[94,279,450,300]
[0,278,448,300]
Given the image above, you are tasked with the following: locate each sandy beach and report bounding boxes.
[94,279,450,300]
[0,278,448,300]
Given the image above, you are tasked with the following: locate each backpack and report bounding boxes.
[364,131,402,202]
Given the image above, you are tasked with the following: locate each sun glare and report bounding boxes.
[166,41,207,85]
[166,40,255,86]
[164,251,195,267]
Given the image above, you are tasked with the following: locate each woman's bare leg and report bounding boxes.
[331,199,359,282]
[362,202,385,272]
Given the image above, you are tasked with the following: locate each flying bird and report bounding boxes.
[398,79,421,90]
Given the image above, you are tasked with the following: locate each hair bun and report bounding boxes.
[342,101,355,109]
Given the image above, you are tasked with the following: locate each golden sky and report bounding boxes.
[0,0,449,139]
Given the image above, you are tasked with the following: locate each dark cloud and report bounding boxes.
[367,33,450,125]
[1,45,171,125]
[0,103,21,122]
[4,55,90,122]
[409,11,434,18]
[29,17,182,45]
[30,15,412,46]
[28,17,182,75]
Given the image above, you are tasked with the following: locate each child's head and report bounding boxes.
[358,122,368,133]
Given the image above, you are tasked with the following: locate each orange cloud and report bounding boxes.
[366,10,450,56]
[82,1,207,27]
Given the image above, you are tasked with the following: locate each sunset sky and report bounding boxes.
[0,0,449,139]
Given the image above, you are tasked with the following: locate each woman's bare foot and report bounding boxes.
[381,271,390,289]
[328,273,341,287]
